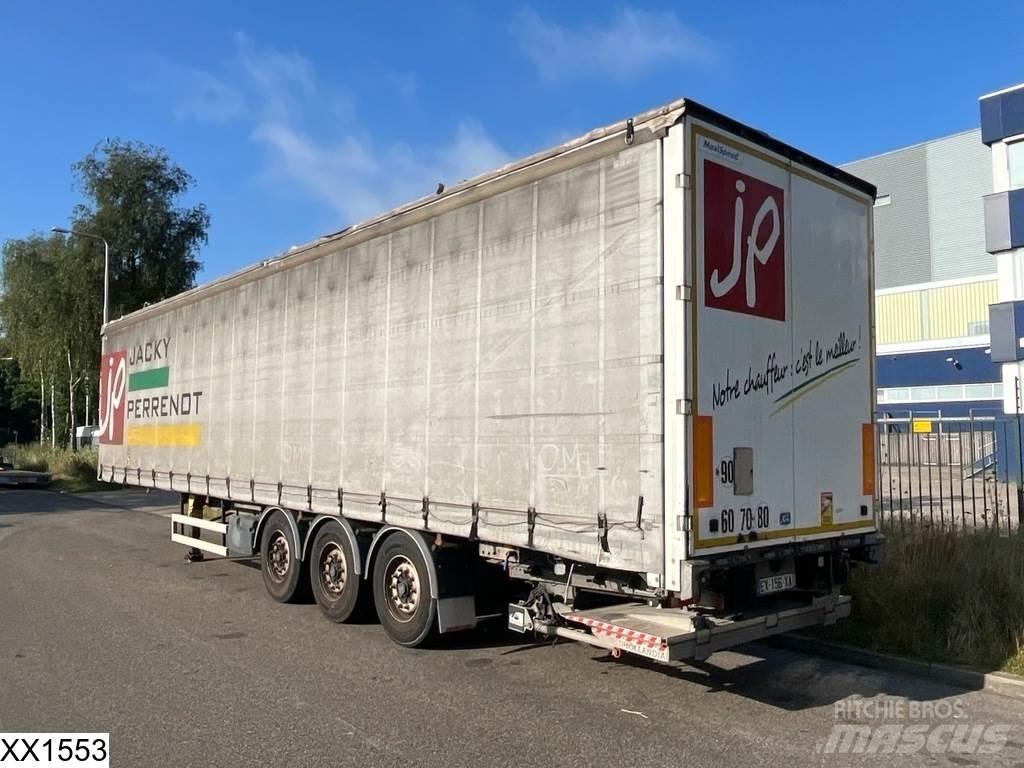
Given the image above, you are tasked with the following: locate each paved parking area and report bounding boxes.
[1,488,1022,767]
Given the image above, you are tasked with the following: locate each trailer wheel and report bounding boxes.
[310,524,365,622]
[260,510,308,603]
[372,533,437,647]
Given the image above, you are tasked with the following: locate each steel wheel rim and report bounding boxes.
[320,542,348,597]
[268,531,290,582]
[385,554,420,623]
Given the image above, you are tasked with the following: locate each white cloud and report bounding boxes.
[251,122,380,218]
[253,118,510,224]
[173,69,246,123]
[512,7,714,83]
[436,120,512,186]
[171,35,509,226]
[234,32,317,120]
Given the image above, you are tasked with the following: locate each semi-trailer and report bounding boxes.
[97,98,882,662]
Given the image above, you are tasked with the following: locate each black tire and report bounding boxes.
[260,510,308,603]
[310,523,366,623]
[372,533,437,647]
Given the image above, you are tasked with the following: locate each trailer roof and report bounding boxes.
[106,98,876,332]
[682,100,876,198]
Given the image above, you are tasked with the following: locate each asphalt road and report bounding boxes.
[1,489,1023,767]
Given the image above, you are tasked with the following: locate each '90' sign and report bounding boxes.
[703,159,786,321]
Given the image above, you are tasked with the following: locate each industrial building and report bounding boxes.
[840,85,1024,417]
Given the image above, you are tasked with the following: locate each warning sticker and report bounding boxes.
[820,492,834,526]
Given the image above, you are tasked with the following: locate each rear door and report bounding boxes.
[687,118,875,557]
[788,169,876,543]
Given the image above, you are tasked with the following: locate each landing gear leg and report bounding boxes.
[184,493,205,562]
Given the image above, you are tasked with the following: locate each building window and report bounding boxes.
[965,382,1003,400]
[1009,140,1024,190]
[874,193,891,207]
[914,386,938,401]
[880,388,910,403]
[936,385,963,400]
[877,383,1003,404]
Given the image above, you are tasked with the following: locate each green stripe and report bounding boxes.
[771,358,859,411]
[128,366,170,391]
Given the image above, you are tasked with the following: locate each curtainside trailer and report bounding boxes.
[97,98,882,662]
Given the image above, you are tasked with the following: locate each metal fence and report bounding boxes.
[876,413,1023,533]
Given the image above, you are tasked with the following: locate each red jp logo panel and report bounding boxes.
[99,349,127,445]
[703,159,786,321]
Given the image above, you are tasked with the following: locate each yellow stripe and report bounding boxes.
[695,520,876,550]
[875,278,996,345]
[125,423,202,447]
[875,291,922,344]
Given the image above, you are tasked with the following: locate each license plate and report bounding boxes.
[757,572,796,595]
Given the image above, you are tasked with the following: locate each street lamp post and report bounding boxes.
[51,227,110,327]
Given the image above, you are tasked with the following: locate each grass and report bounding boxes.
[819,523,1024,674]
[9,443,117,492]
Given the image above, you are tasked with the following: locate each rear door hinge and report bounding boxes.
[598,512,610,553]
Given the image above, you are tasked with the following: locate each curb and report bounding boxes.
[766,634,1024,701]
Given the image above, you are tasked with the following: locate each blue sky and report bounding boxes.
[2,1,1022,282]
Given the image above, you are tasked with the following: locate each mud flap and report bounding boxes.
[437,595,476,634]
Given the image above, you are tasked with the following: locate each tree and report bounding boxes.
[72,139,209,317]
[0,140,208,446]
[0,338,39,446]
[0,235,67,444]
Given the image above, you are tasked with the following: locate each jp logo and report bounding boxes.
[99,350,127,444]
[703,159,786,321]
[710,178,781,308]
